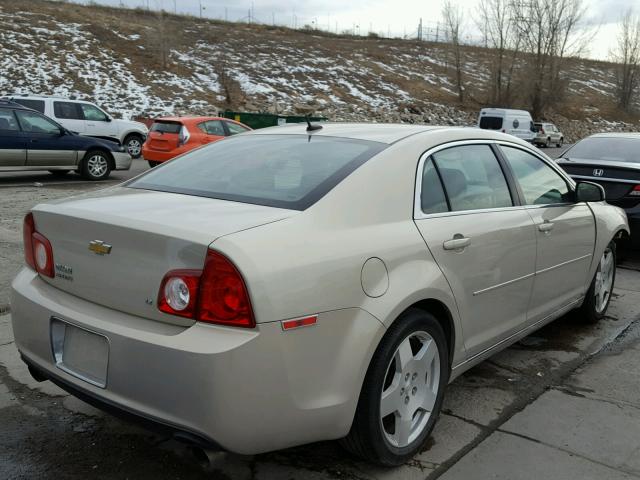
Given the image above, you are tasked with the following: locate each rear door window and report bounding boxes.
[150,121,182,134]
[479,116,503,130]
[431,145,513,212]
[199,120,225,136]
[128,135,386,210]
[53,101,83,120]
[0,108,20,131]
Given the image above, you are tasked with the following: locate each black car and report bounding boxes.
[557,133,640,246]
[0,99,131,180]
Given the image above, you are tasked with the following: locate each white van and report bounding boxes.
[477,108,536,143]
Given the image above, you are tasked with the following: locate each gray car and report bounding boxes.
[534,122,564,148]
[11,124,628,465]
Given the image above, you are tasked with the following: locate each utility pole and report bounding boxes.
[418,18,423,41]
[224,6,228,21]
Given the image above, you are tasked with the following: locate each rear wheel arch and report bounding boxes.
[386,299,456,369]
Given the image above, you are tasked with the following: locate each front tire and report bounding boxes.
[124,134,144,158]
[557,138,563,148]
[147,160,161,168]
[579,242,616,323]
[341,308,449,466]
[545,137,551,148]
[81,151,111,180]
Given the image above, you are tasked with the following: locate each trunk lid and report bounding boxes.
[558,158,640,203]
[147,121,183,151]
[32,187,295,326]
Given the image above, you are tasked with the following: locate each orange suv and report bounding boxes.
[142,116,251,167]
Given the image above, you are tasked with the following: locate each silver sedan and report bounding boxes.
[11,124,628,465]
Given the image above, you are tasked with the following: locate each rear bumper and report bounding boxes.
[141,146,189,162]
[112,152,132,170]
[10,268,384,454]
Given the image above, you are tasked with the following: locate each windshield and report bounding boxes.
[564,137,640,163]
[128,134,386,210]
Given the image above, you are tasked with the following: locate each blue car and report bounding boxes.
[0,99,131,180]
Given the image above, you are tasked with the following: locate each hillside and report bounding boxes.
[0,0,638,141]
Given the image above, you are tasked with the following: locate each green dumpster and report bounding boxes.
[219,111,327,130]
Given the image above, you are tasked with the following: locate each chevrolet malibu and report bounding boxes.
[11,124,629,466]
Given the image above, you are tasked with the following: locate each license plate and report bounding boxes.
[51,318,109,388]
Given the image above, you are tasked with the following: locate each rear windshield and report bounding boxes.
[564,137,640,163]
[128,135,386,210]
[479,116,503,130]
[14,99,45,113]
[150,121,182,134]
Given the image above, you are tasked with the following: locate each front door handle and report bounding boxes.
[443,235,471,251]
[538,221,554,233]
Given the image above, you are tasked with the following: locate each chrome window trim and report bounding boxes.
[413,139,577,220]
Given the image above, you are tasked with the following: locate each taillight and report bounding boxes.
[23,213,36,270]
[32,233,54,278]
[198,250,255,328]
[178,125,190,146]
[158,270,201,318]
[23,213,55,278]
[629,185,640,196]
[157,250,255,328]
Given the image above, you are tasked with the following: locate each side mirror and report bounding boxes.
[575,181,605,202]
[58,127,66,136]
[105,116,112,122]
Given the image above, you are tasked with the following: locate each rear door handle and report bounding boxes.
[443,235,471,251]
[538,221,554,233]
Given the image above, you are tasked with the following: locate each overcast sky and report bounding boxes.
[75,0,637,60]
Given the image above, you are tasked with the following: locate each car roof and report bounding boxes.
[588,132,640,139]
[154,116,227,123]
[250,122,448,144]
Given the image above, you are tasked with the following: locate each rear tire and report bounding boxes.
[124,134,143,159]
[545,137,551,148]
[579,242,616,323]
[81,150,111,180]
[147,160,161,168]
[341,308,449,466]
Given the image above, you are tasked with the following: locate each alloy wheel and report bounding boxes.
[127,138,142,157]
[380,331,440,448]
[87,154,108,178]
[595,247,614,313]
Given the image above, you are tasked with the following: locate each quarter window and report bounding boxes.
[16,110,61,135]
[14,99,45,113]
[431,145,513,212]
[501,146,571,205]
[0,108,20,131]
[420,159,449,214]
[53,101,83,120]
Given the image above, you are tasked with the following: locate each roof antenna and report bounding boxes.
[305,114,322,132]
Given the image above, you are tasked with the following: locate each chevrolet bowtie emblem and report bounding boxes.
[88,240,112,255]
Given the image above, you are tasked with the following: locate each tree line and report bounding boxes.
[441,0,640,118]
